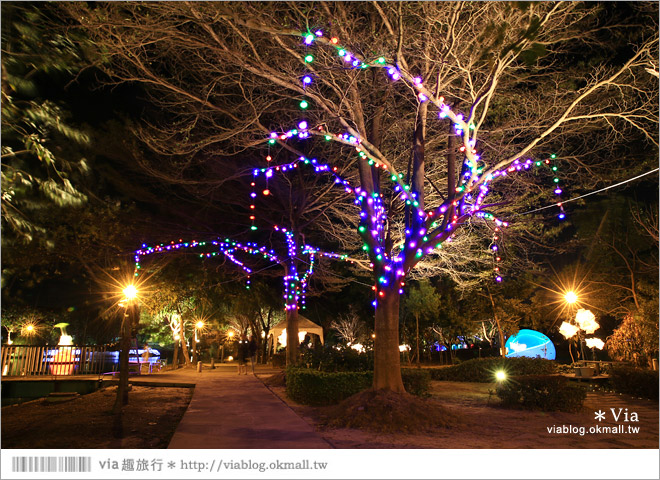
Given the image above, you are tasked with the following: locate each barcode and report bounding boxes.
[11,456,91,473]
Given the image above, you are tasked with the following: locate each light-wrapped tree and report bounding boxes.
[63,2,658,392]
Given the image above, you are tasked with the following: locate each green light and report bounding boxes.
[324,135,331,141]
[377,57,386,63]
[535,161,541,166]
[338,49,346,56]
[422,236,428,242]
[304,54,314,63]
[305,34,314,43]
[435,243,442,249]
[391,175,398,181]
[469,123,475,130]
[362,245,369,251]
[415,249,422,258]
[269,139,276,144]
[404,185,410,191]
[250,225,257,231]
[376,254,382,261]
[553,178,559,183]
[550,154,556,159]
[358,225,366,232]
[552,166,557,171]
[300,100,309,109]
[379,276,386,283]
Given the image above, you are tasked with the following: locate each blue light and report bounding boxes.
[505,329,556,360]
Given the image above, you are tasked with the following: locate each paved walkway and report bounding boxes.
[143,364,331,449]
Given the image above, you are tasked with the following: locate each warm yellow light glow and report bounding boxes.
[123,284,138,300]
[195,321,205,329]
[559,321,579,339]
[227,356,234,361]
[564,291,578,304]
[495,370,507,381]
[575,309,599,334]
[399,344,410,352]
[371,333,376,339]
[585,337,605,350]
[227,331,235,338]
[25,324,35,332]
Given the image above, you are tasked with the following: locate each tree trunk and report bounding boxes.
[178,314,191,367]
[172,338,179,368]
[113,304,135,414]
[373,285,405,392]
[285,306,299,366]
[415,313,420,368]
[487,291,507,358]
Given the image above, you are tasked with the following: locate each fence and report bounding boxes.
[1,345,115,377]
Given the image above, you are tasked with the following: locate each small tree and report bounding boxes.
[403,280,441,366]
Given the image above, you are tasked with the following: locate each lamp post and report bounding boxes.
[192,320,204,364]
[114,284,139,415]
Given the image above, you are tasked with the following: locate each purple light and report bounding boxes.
[496,276,502,282]
[302,75,312,85]
[265,169,273,179]
[558,213,566,220]
[554,188,562,195]
[298,121,308,130]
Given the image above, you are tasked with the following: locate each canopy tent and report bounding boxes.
[268,315,324,351]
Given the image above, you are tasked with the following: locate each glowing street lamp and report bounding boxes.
[123,284,138,301]
[564,291,578,304]
[495,370,507,382]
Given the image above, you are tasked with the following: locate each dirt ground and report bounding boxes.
[263,379,659,449]
[1,385,193,449]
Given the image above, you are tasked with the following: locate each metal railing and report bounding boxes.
[1,345,115,377]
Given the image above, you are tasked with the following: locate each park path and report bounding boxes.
[140,364,331,449]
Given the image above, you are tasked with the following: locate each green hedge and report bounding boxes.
[496,375,587,412]
[609,367,659,400]
[285,368,431,406]
[401,368,431,397]
[429,357,556,382]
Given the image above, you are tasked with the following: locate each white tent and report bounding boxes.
[268,315,324,351]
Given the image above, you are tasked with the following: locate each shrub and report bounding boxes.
[429,357,556,382]
[286,367,431,405]
[401,368,431,397]
[300,344,373,372]
[286,368,371,405]
[496,375,587,412]
[608,367,659,401]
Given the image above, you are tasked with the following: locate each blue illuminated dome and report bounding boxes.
[505,329,556,360]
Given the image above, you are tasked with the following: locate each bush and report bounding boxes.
[300,344,373,372]
[286,368,372,406]
[496,375,587,412]
[401,368,431,397]
[286,367,431,405]
[609,367,659,400]
[429,357,556,382]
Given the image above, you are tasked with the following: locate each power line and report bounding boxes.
[515,168,659,217]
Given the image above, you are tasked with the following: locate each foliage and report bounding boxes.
[300,343,373,372]
[286,368,372,406]
[608,367,659,401]
[286,367,430,405]
[399,368,431,397]
[496,375,587,412]
[1,4,92,244]
[429,357,556,382]
[607,312,659,369]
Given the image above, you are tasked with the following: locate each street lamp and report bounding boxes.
[564,291,578,304]
[123,284,138,301]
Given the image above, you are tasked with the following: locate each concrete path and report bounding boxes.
[148,365,331,449]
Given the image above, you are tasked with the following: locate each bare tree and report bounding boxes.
[330,308,367,345]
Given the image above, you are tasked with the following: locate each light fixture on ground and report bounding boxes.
[495,370,507,381]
